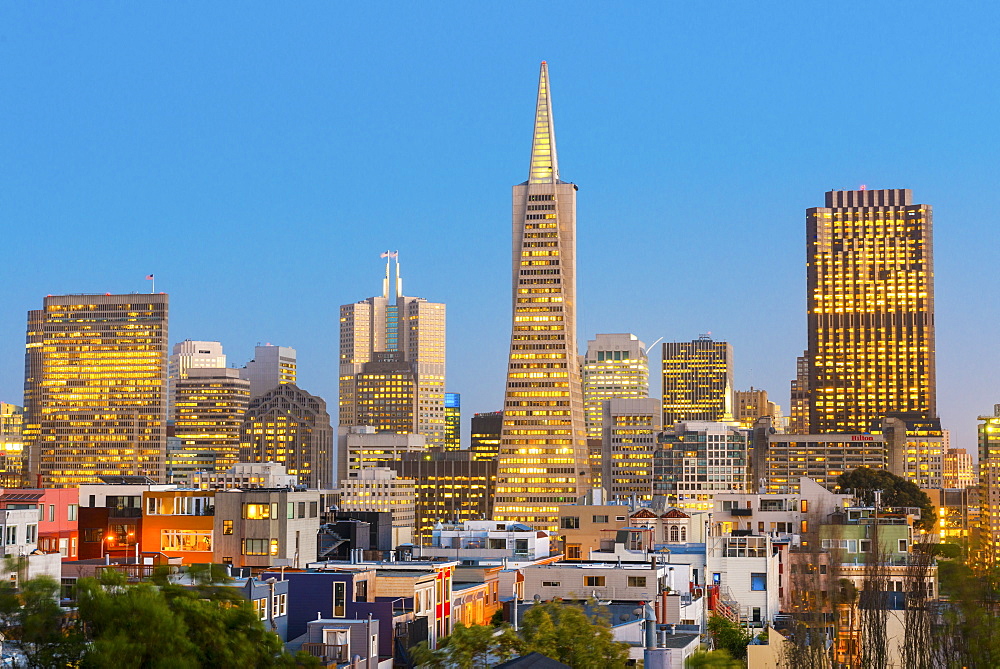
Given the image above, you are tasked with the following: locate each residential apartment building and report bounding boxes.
[213,487,320,568]
[423,520,550,563]
[557,503,631,560]
[652,421,749,511]
[944,447,975,489]
[23,294,169,486]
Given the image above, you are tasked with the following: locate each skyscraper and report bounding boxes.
[805,189,935,433]
[0,403,24,487]
[581,333,649,438]
[240,344,297,399]
[339,256,446,447]
[240,384,333,489]
[661,335,734,426]
[444,393,461,451]
[979,405,1000,564]
[470,411,502,461]
[23,294,169,486]
[167,340,226,420]
[494,62,590,531]
[170,368,250,481]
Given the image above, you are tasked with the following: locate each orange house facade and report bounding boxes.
[141,490,215,564]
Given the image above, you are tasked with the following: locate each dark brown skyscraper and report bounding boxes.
[806,189,935,433]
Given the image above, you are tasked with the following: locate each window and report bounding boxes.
[860,540,872,552]
[38,506,44,521]
[5,526,16,545]
[800,520,808,534]
[750,573,767,591]
[670,526,679,542]
[585,576,605,587]
[898,539,908,553]
[25,525,37,544]
[298,502,306,519]
[616,516,626,521]
[309,502,318,518]
[270,539,279,556]
[489,538,505,550]
[560,517,580,530]
[514,539,528,553]
[566,545,581,560]
[83,528,103,543]
[161,530,213,552]
[68,504,78,522]
[627,577,647,587]
[245,504,270,519]
[223,520,233,535]
[333,582,346,617]
[287,503,295,519]
[279,593,288,616]
[272,593,280,618]
[253,598,267,620]
[356,580,368,602]
[49,505,55,522]
[592,515,609,523]
[801,500,808,513]
[243,539,269,555]
[542,581,560,587]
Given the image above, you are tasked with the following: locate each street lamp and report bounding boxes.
[100,534,114,560]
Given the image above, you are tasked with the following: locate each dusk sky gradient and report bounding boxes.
[3,3,999,451]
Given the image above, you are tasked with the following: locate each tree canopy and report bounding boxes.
[0,569,318,668]
[837,467,936,530]
[706,614,752,661]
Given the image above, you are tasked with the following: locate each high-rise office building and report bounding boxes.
[581,334,649,439]
[444,393,461,451]
[339,256,446,447]
[661,335,734,426]
[240,384,333,489]
[0,403,25,487]
[470,411,502,461]
[167,340,226,420]
[494,62,590,531]
[601,398,661,502]
[170,368,250,481]
[979,405,1000,564]
[944,448,975,489]
[338,426,426,480]
[805,189,935,433]
[23,293,169,486]
[733,387,781,430]
[788,352,810,435]
[390,449,497,546]
[240,344,297,399]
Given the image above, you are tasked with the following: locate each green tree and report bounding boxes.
[14,575,86,669]
[837,467,936,531]
[685,649,745,667]
[707,614,752,661]
[520,600,629,669]
[413,623,521,669]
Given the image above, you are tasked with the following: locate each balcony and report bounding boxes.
[301,643,349,666]
[109,507,142,519]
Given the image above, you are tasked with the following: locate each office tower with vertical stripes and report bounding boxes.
[339,257,446,447]
[494,62,590,531]
[806,189,936,433]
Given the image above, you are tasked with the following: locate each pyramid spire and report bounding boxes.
[528,61,558,184]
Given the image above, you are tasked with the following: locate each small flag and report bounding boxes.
[379,251,399,259]
[145,274,154,280]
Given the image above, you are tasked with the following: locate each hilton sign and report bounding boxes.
[851,435,875,441]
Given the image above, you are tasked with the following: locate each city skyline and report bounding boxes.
[3,4,1000,453]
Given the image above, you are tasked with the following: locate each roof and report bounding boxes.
[656,632,701,649]
[494,652,571,669]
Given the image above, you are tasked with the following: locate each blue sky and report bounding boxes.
[2,3,999,451]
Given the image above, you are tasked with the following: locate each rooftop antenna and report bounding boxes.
[379,250,393,298]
